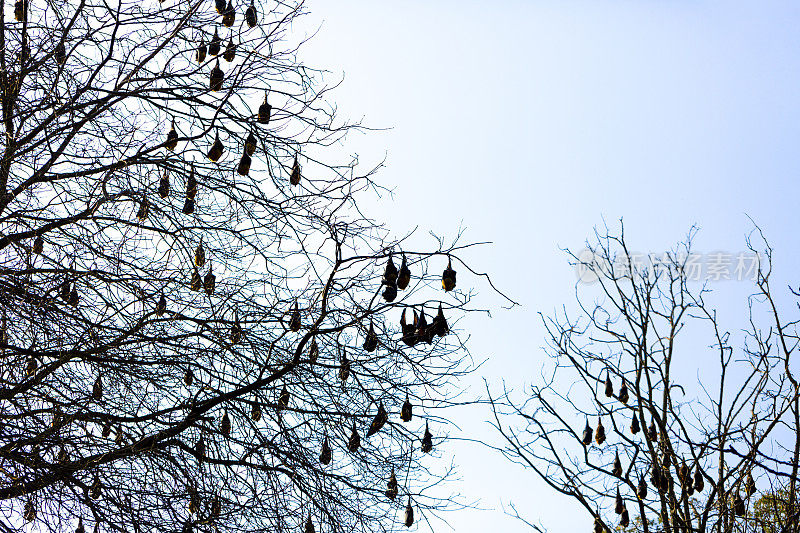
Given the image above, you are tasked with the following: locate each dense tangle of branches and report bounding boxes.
[0,0,497,532]
[491,225,800,533]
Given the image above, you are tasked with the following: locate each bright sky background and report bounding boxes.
[300,1,800,531]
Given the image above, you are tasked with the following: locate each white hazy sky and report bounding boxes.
[300,1,800,531]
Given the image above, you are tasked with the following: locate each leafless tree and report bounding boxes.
[490,224,800,533]
[0,0,502,532]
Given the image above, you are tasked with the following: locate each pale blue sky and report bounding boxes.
[302,1,800,531]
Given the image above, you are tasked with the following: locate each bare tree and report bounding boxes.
[490,224,800,533]
[0,0,501,532]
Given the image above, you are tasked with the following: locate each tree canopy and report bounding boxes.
[0,1,497,532]
[491,225,800,533]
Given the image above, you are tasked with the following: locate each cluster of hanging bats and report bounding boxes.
[167,2,300,194]
[586,376,758,532]
[11,0,296,220]
[189,0,302,184]
[184,253,455,531]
